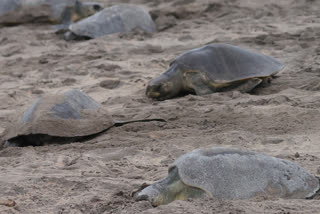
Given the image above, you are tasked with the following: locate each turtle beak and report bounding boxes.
[147,65,183,100]
[146,83,162,99]
[134,192,150,201]
[134,185,163,207]
[146,77,176,100]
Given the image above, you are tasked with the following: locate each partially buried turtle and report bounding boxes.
[146,44,285,100]
[134,147,320,206]
[63,4,156,40]
[0,0,103,26]
[2,89,164,147]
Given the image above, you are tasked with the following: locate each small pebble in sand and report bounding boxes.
[56,155,74,168]
[62,78,77,85]
[0,199,16,207]
[32,89,44,94]
[294,152,300,158]
[38,58,49,64]
[99,79,120,89]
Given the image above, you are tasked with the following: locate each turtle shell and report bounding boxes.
[0,0,20,17]
[170,147,319,199]
[2,89,114,142]
[68,4,156,39]
[0,0,77,25]
[173,44,284,85]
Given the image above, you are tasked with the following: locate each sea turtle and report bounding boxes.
[134,147,320,206]
[0,0,103,26]
[63,4,156,40]
[2,89,164,147]
[146,44,285,100]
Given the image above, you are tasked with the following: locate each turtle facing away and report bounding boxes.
[0,0,103,26]
[2,89,164,147]
[134,147,320,206]
[63,4,156,40]
[146,44,285,100]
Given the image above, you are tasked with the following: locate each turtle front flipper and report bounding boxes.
[53,23,71,31]
[134,167,206,206]
[184,70,217,95]
[234,78,262,93]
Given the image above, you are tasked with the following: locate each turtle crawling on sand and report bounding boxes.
[63,4,156,40]
[0,0,103,26]
[2,89,164,147]
[134,147,320,206]
[146,44,284,100]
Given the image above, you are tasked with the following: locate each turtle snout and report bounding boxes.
[134,192,150,201]
[146,79,174,100]
[146,83,163,99]
[134,186,162,206]
[64,32,76,41]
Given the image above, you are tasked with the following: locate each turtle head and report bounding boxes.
[134,167,203,206]
[146,64,183,100]
[74,1,103,21]
[134,167,181,206]
[135,183,166,206]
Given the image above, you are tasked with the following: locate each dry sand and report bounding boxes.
[1,0,320,213]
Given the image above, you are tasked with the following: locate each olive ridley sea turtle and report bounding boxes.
[146,44,284,100]
[2,89,164,147]
[63,4,156,40]
[135,147,320,206]
[0,0,103,26]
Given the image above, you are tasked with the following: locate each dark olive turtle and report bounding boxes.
[2,89,164,147]
[63,4,156,40]
[146,44,285,100]
[135,147,320,206]
[0,0,103,26]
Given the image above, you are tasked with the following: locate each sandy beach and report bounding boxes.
[0,0,320,213]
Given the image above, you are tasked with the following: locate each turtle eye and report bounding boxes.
[93,4,102,11]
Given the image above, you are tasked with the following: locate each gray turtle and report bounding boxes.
[146,44,285,100]
[135,147,320,206]
[0,0,103,26]
[2,89,164,147]
[63,4,156,40]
